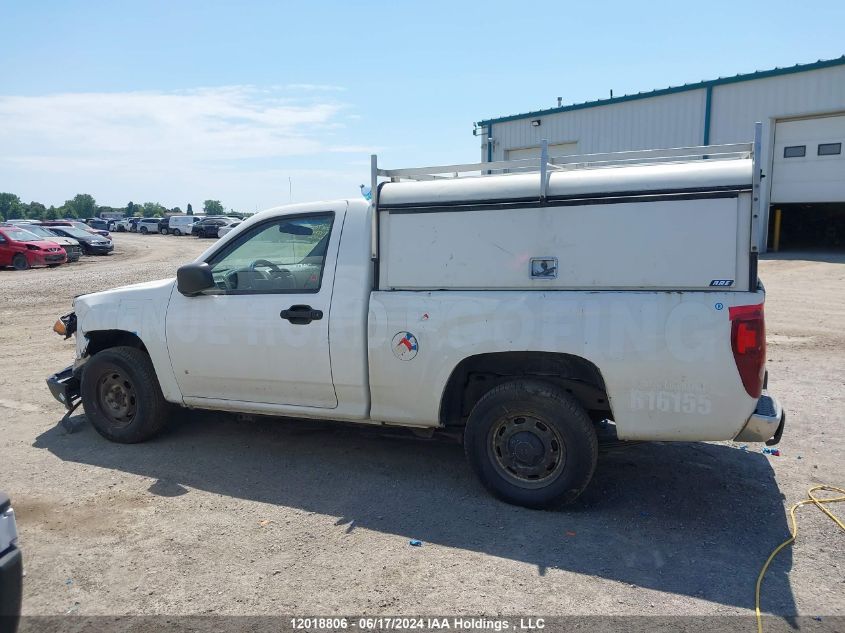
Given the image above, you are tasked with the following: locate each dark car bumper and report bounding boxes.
[36,253,67,265]
[0,494,22,633]
[85,242,114,255]
[0,547,22,631]
[47,366,81,408]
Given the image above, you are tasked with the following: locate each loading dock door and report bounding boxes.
[771,114,845,204]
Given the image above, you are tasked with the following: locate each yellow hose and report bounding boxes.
[756,484,845,633]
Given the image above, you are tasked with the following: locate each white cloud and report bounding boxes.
[0,85,371,209]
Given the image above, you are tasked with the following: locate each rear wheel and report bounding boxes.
[464,380,598,509]
[12,254,28,270]
[81,346,170,443]
[161,228,169,235]
[140,226,148,234]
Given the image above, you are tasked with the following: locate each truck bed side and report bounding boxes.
[367,288,761,440]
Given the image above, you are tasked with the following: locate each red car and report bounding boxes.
[0,226,68,270]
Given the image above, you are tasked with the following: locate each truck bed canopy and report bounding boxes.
[373,137,761,293]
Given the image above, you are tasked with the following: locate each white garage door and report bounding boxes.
[506,142,578,161]
[771,114,845,204]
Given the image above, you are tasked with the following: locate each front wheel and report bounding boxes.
[140,226,148,234]
[160,228,168,235]
[12,254,28,270]
[172,228,182,236]
[464,380,598,509]
[81,346,170,443]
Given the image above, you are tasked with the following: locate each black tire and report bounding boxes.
[12,254,28,270]
[464,380,598,509]
[117,225,125,232]
[81,346,170,443]
[172,228,182,236]
[161,228,168,235]
[140,226,148,234]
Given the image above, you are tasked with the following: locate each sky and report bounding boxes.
[1,0,844,212]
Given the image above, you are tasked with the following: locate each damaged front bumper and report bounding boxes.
[46,365,81,409]
[734,391,786,446]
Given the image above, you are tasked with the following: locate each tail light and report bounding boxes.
[729,303,766,398]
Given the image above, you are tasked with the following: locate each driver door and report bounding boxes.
[165,207,343,409]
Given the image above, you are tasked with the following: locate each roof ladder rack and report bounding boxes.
[369,132,759,259]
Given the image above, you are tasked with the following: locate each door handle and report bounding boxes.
[280,304,323,324]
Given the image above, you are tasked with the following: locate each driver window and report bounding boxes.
[208,213,334,293]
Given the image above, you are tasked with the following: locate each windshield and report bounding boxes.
[1,228,42,242]
[19,225,59,239]
[56,227,95,239]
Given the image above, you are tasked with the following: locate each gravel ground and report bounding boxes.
[0,234,842,622]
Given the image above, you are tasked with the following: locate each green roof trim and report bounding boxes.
[476,56,845,127]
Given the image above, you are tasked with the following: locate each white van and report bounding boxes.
[166,215,202,236]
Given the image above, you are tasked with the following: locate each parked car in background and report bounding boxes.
[158,218,171,235]
[41,220,110,239]
[0,492,22,633]
[114,218,138,232]
[217,220,241,238]
[16,224,82,262]
[192,217,238,238]
[46,226,114,255]
[166,215,201,236]
[86,218,110,233]
[136,218,162,234]
[74,221,110,238]
[0,225,67,269]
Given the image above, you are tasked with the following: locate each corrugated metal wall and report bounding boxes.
[485,63,845,250]
[489,89,706,161]
[709,66,845,145]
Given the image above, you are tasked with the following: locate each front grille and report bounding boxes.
[64,246,81,257]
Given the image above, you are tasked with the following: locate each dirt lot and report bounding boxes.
[0,233,843,620]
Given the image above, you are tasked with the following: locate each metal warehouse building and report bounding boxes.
[476,57,845,251]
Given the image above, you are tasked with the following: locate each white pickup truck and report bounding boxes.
[47,129,785,508]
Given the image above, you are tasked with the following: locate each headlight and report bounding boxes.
[53,312,77,338]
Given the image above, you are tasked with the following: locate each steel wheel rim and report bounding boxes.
[97,370,137,427]
[489,414,566,489]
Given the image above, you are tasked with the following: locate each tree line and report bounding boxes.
[0,193,234,222]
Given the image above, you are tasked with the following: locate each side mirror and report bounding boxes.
[177,262,215,296]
